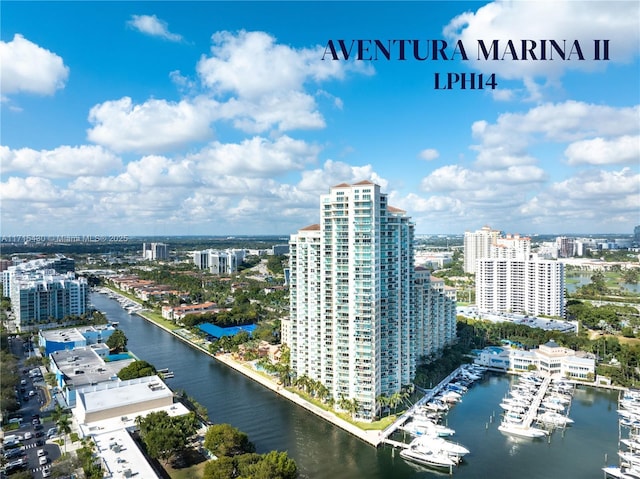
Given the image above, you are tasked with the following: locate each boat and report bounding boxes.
[619,451,640,467]
[603,465,640,479]
[537,411,574,426]
[541,400,565,412]
[498,422,548,438]
[412,435,470,457]
[400,445,459,470]
[410,418,456,437]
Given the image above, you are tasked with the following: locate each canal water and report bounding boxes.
[92,292,622,479]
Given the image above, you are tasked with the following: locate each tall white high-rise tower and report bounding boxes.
[289,181,414,421]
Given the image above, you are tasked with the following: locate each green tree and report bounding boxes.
[135,411,198,465]
[247,450,298,479]
[202,456,237,479]
[622,268,640,284]
[117,360,156,380]
[204,423,255,457]
[57,414,72,453]
[106,329,128,353]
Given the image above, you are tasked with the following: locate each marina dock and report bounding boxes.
[380,365,469,447]
[520,376,551,428]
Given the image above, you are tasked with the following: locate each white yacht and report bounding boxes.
[411,435,470,457]
[400,444,460,470]
[498,422,549,438]
[537,411,574,426]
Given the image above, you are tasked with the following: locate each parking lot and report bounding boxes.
[2,335,62,478]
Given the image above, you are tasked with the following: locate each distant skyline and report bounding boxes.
[1,1,639,236]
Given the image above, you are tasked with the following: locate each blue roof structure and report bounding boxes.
[198,323,256,339]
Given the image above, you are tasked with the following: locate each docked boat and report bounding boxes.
[603,465,640,479]
[411,418,456,437]
[498,422,548,438]
[399,444,460,470]
[537,411,574,426]
[412,435,470,457]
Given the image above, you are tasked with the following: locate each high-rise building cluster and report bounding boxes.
[193,249,246,274]
[286,182,456,421]
[142,242,168,260]
[464,226,565,318]
[2,256,88,330]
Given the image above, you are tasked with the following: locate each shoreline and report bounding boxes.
[138,311,384,447]
[96,286,625,448]
[98,287,384,446]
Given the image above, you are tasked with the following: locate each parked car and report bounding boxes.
[38,456,48,466]
[2,448,24,459]
[42,466,52,478]
[46,427,57,438]
[23,432,32,441]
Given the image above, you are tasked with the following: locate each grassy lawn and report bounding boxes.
[136,310,180,331]
[167,459,207,479]
[165,448,209,479]
[284,386,400,431]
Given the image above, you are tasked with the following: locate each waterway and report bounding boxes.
[92,292,623,478]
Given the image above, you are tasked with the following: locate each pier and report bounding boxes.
[380,366,466,448]
[520,376,551,428]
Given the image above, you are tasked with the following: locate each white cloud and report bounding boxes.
[444,1,640,98]
[220,92,326,133]
[196,30,371,133]
[83,30,372,154]
[471,101,640,169]
[565,135,640,166]
[519,168,640,226]
[415,99,640,233]
[0,34,69,96]
[1,176,66,202]
[190,136,320,178]
[297,160,388,194]
[127,15,183,42]
[0,145,121,178]
[419,149,439,161]
[86,96,217,153]
[198,30,368,98]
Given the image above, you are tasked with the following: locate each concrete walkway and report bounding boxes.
[214,354,383,446]
[130,307,385,446]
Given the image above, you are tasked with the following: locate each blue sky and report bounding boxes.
[1,1,638,237]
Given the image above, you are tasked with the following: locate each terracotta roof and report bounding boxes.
[353,180,375,185]
[299,224,321,231]
[387,205,406,213]
[332,182,351,188]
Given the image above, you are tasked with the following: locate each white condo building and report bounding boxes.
[8,269,89,330]
[476,258,565,317]
[289,181,415,421]
[193,249,245,274]
[142,242,168,260]
[490,234,531,260]
[463,226,501,274]
[414,268,457,361]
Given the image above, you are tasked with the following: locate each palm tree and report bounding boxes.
[316,383,330,403]
[347,398,360,419]
[388,392,402,414]
[57,414,72,454]
[376,394,390,417]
